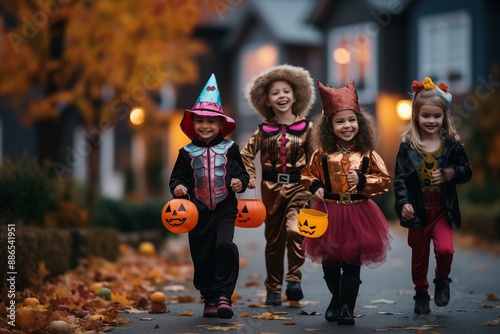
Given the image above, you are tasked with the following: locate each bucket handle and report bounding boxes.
[304,195,328,216]
[236,186,261,200]
[168,193,192,201]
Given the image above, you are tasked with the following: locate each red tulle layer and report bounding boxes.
[302,199,392,269]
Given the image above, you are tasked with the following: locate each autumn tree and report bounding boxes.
[0,0,228,208]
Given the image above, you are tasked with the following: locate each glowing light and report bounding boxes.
[130,107,145,125]
[333,48,351,64]
[396,100,412,121]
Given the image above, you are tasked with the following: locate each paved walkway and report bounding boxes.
[118,224,500,333]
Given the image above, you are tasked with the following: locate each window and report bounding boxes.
[72,125,88,183]
[418,11,471,93]
[238,43,279,115]
[328,23,378,103]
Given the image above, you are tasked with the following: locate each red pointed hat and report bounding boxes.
[317,79,360,115]
[181,73,236,140]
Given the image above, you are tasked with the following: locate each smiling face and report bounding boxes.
[331,109,359,146]
[266,80,296,116]
[193,115,225,143]
[417,104,444,139]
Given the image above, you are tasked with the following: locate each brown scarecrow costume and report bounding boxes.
[240,65,315,305]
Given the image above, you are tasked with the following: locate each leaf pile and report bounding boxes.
[0,242,194,333]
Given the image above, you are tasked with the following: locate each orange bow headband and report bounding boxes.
[411,77,452,103]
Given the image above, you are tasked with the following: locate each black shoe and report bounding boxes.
[434,278,451,307]
[324,295,340,322]
[285,282,304,301]
[413,292,430,314]
[337,303,355,325]
[265,292,282,305]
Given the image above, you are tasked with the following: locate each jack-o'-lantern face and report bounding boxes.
[161,199,198,233]
[297,209,328,238]
[298,219,316,235]
[235,199,266,228]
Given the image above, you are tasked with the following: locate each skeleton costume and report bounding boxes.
[170,74,249,318]
[240,65,315,301]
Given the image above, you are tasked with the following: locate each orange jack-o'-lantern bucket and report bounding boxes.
[161,196,198,234]
[235,199,266,228]
[297,199,328,238]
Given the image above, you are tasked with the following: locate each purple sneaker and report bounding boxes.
[203,300,217,318]
[216,295,233,319]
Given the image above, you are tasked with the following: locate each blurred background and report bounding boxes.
[1,0,500,260]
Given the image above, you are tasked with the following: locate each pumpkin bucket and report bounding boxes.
[297,200,328,238]
[235,198,266,228]
[235,188,266,228]
[161,196,198,234]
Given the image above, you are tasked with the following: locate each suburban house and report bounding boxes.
[1,0,499,201]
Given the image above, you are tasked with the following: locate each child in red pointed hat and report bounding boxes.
[170,73,249,319]
[301,79,392,325]
[394,77,472,315]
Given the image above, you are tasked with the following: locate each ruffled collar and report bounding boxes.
[259,116,309,136]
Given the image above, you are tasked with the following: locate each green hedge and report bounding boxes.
[0,226,119,290]
[94,197,167,233]
[0,158,57,226]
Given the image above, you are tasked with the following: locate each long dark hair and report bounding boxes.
[314,110,378,154]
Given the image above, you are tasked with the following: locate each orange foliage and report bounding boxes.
[0,0,227,125]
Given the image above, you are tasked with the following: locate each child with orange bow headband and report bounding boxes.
[394,77,472,314]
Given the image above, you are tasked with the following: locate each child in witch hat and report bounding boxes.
[301,79,392,325]
[169,73,250,319]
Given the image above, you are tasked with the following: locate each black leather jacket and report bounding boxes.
[394,140,472,228]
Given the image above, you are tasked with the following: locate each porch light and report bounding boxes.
[130,107,145,125]
[396,100,412,121]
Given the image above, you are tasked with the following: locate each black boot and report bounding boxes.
[323,266,341,322]
[413,292,430,314]
[324,279,340,321]
[434,278,451,307]
[337,278,360,325]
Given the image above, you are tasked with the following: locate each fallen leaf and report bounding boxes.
[179,311,194,316]
[162,284,186,292]
[283,322,296,325]
[124,307,149,314]
[388,324,443,330]
[486,293,500,301]
[482,319,500,326]
[371,299,396,304]
[363,305,378,308]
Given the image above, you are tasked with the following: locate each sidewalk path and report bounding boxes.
[118,224,500,333]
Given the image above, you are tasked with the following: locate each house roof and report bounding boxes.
[223,0,323,49]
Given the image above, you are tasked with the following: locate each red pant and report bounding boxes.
[407,195,454,293]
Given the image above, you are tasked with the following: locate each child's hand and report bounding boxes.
[346,170,359,187]
[247,179,256,189]
[230,178,243,192]
[173,185,188,197]
[432,167,455,184]
[401,203,414,220]
[313,188,325,201]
